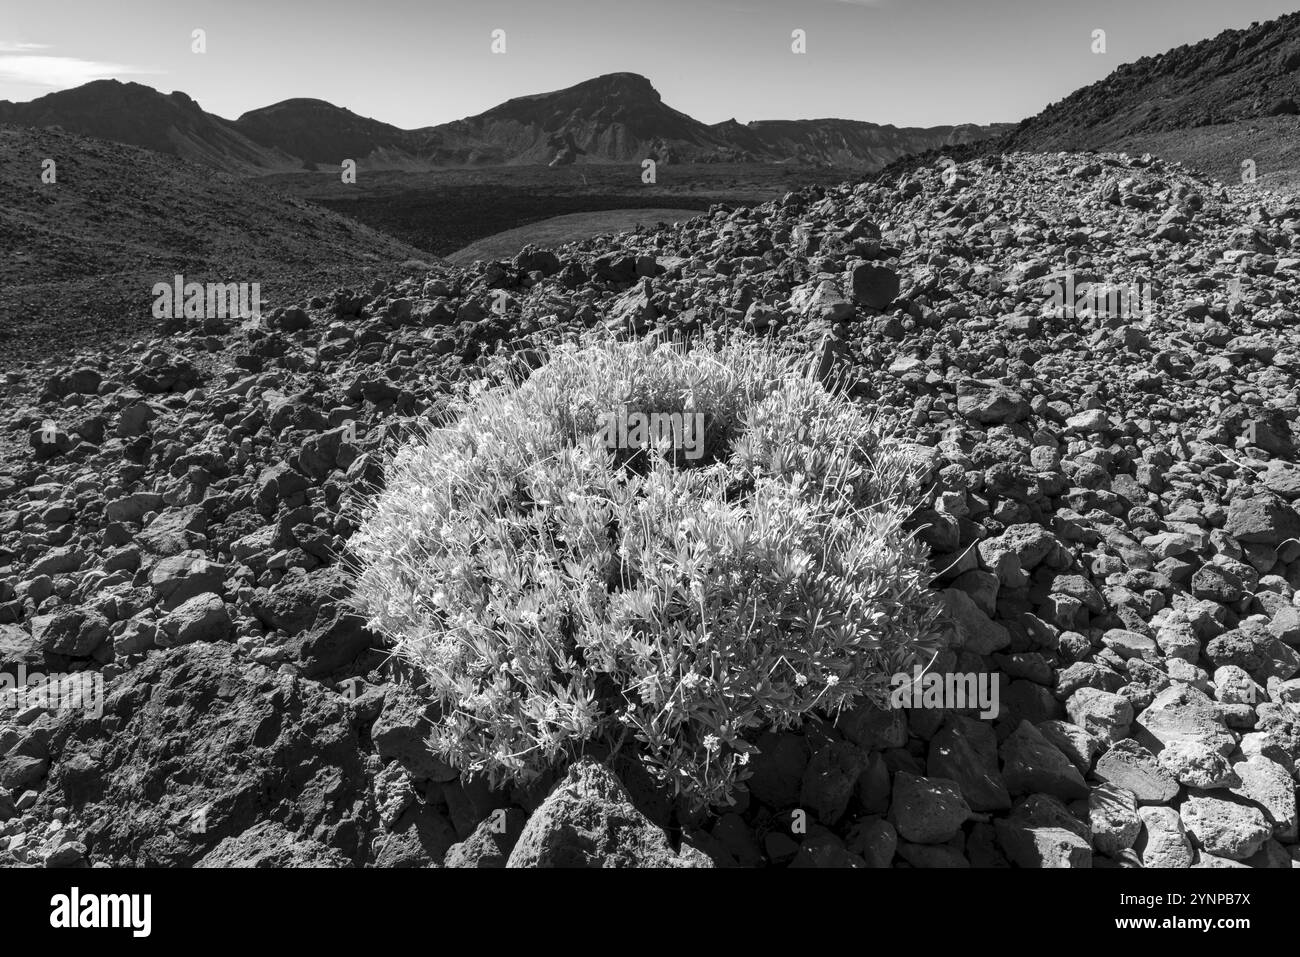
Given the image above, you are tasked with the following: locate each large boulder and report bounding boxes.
[250,566,378,677]
[31,607,110,657]
[149,552,227,612]
[39,643,374,866]
[370,683,459,783]
[1179,793,1272,861]
[0,623,41,670]
[927,715,1011,812]
[195,821,352,867]
[999,720,1089,799]
[1223,494,1300,545]
[506,760,712,868]
[1134,685,1237,757]
[888,772,971,844]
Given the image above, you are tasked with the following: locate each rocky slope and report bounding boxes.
[1005,11,1300,187]
[1008,12,1300,145]
[0,125,437,366]
[1,73,1008,173]
[1,150,1299,868]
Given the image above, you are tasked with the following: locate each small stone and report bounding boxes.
[1089,783,1141,856]
[1224,495,1300,545]
[44,840,87,868]
[1036,719,1100,775]
[939,588,1012,654]
[1156,740,1239,789]
[1101,629,1159,662]
[1269,606,1300,646]
[1213,665,1264,706]
[995,820,1092,868]
[846,817,897,868]
[1065,687,1133,746]
[1093,739,1180,804]
[800,740,868,825]
[1134,684,1237,757]
[927,715,1010,811]
[1066,409,1113,433]
[999,720,1089,799]
[1136,805,1194,868]
[957,381,1031,425]
[1192,564,1245,602]
[157,593,232,647]
[888,772,971,844]
[1228,755,1297,842]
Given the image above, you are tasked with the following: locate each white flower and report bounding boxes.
[795,673,808,687]
[825,674,840,687]
[703,734,721,754]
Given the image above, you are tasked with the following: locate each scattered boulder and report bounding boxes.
[506,760,712,868]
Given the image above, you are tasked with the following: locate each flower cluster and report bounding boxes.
[348,335,940,807]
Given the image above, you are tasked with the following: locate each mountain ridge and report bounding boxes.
[0,79,300,174]
[1002,10,1300,186]
[0,72,1011,173]
[1006,11,1300,149]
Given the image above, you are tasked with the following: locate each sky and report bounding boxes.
[1,0,1297,129]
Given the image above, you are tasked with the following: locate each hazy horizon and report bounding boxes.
[2,0,1297,130]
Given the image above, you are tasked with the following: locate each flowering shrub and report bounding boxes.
[348,335,940,807]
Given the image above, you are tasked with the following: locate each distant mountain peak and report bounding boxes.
[0,70,1006,172]
[586,72,658,92]
[167,90,202,112]
[0,79,292,172]
[237,98,360,119]
[493,71,664,112]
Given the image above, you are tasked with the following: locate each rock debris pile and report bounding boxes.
[1,150,1298,867]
